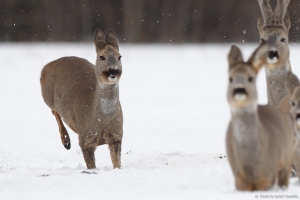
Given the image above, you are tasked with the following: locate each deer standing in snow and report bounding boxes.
[257,0,300,178]
[283,72,300,180]
[40,29,123,169]
[226,44,295,191]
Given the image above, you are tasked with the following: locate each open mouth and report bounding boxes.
[103,68,120,82]
[296,113,300,125]
[233,88,247,101]
[267,51,279,64]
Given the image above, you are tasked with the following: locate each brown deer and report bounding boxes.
[40,29,123,169]
[226,44,295,191]
[257,0,300,177]
[284,72,300,180]
[257,0,292,109]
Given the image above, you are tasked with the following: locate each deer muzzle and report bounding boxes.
[296,113,300,125]
[233,88,247,101]
[104,68,121,82]
[267,50,279,64]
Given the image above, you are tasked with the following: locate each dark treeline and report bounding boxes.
[1,0,300,43]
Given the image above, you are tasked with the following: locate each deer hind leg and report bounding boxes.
[51,110,71,150]
[109,141,121,169]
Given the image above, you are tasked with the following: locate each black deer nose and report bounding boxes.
[296,113,300,120]
[109,68,119,76]
[103,68,120,78]
[268,51,278,59]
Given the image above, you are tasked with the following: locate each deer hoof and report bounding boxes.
[64,142,71,150]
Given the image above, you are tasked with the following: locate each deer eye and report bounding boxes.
[100,56,105,61]
[248,77,253,82]
[229,77,233,83]
[291,102,295,106]
[260,38,265,43]
[118,56,122,61]
[281,38,286,43]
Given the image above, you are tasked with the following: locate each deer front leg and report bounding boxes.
[109,141,121,169]
[81,147,96,169]
[235,175,253,191]
[278,168,290,188]
[80,145,96,169]
[293,147,300,180]
[290,137,300,179]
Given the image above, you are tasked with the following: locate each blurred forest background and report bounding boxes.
[1,0,300,43]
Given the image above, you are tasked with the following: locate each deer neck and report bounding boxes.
[265,62,291,107]
[95,82,119,116]
[231,104,261,142]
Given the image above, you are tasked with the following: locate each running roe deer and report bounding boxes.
[257,0,300,177]
[226,44,295,191]
[40,29,123,169]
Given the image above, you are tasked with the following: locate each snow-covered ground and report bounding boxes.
[0,43,299,200]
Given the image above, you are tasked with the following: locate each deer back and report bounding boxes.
[41,57,101,132]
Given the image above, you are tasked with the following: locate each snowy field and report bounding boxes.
[0,43,299,200]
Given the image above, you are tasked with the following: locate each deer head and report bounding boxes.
[227,43,270,109]
[257,0,291,68]
[94,29,122,85]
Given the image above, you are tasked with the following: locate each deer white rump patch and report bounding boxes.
[234,94,247,101]
[100,98,117,114]
[267,57,278,64]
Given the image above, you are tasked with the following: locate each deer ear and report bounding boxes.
[257,0,274,27]
[247,41,268,73]
[274,0,291,30]
[286,72,300,96]
[257,16,264,34]
[94,28,105,52]
[283,11,291,33]
[105,30,119,50]
[228,45,243,69]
